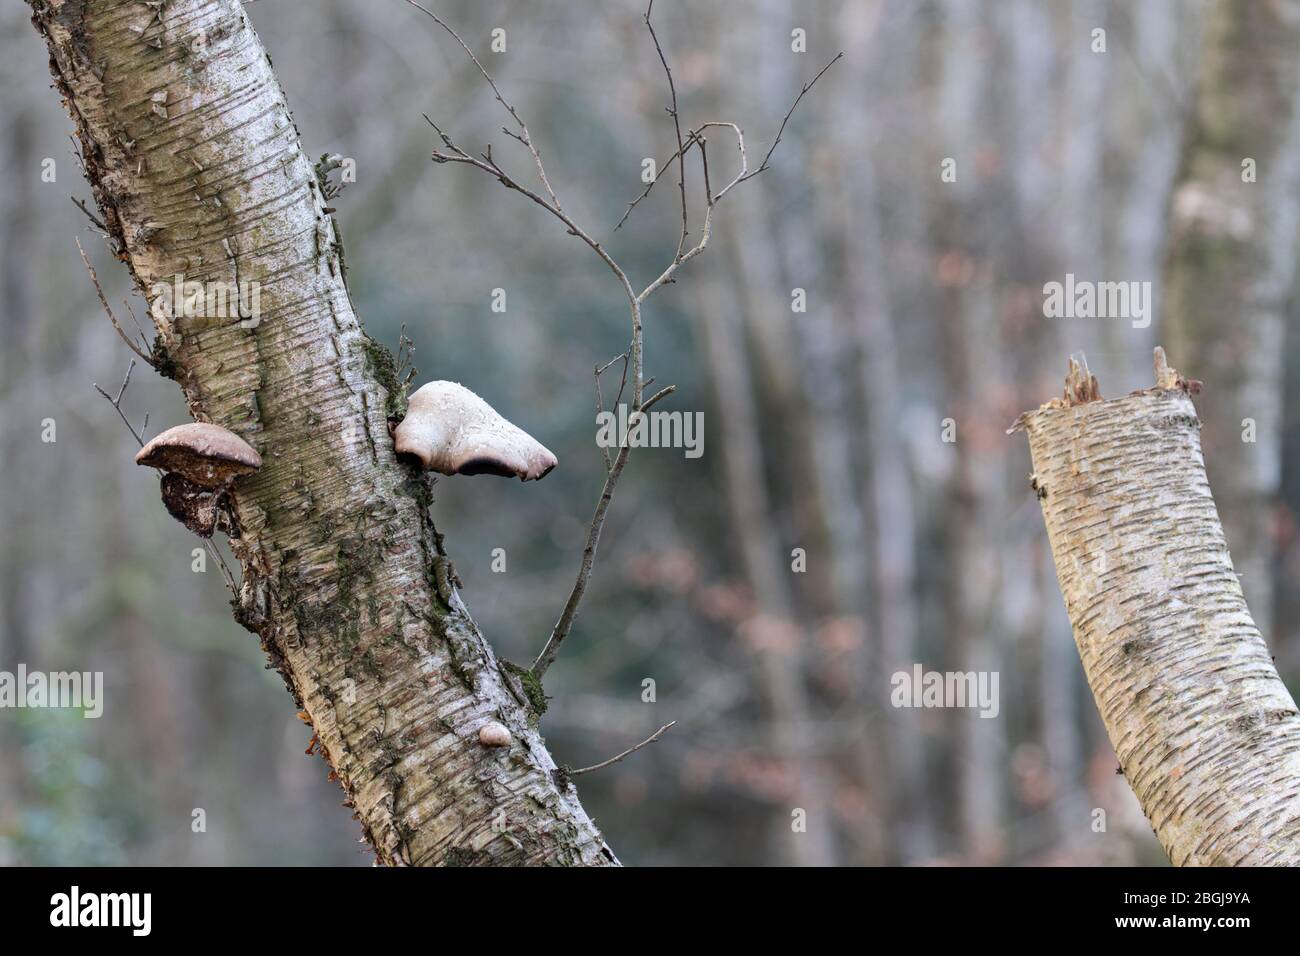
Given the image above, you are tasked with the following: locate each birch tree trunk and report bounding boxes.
[29,0,613,866]
[1016,357,1300,865]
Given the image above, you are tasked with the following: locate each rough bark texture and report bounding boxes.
[30,0,613,866]
[1017,364,1300,865]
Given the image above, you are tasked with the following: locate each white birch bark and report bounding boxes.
[1016,360,1300,865]
[29,0,613,866]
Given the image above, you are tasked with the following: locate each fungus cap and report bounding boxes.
[479,721,512,747]
[135,422,262,489]
[394,381,557,481]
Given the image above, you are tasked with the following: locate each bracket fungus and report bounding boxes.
[393,381,557,481]
[135,423,261,537]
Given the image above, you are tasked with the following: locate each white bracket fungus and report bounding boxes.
[394,381,557,481]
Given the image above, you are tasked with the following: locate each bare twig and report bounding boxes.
[614,136,698,232]
[71,196,109,234]
[405,0,563,212]
[93,360,149,446]
[696,132,713,204]
[77,238,154,365]
[394,324,418,391]
[423,114,638,305]
[645,0,689,260]
[603,349,632,411]
[616,53,842,231]
[643,384,676,412]
[533,441,633,677]
[92,362,239,597]
[569,721,676,776]
[743,52,844,180]
[122,298,151,352]
[417,2,837,680]
[594,364,613,474]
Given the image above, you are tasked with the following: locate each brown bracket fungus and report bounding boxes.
[135,423,261,537]
[393,381,557,481]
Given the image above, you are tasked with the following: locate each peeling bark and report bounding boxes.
[1016,353,1300,865]
[29,0,613,866]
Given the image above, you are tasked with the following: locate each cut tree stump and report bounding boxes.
[1013,348,1300,865]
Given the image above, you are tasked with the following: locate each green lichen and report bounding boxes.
[502,660,548,718]
[360,333,406,418]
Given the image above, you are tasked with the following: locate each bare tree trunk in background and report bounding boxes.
[728,0,891,863]
[0,99,38,822]
[1049,0,1121,813]
[1162,0,1300,641]
[28,0,612,866]
[1114,0,1183,386]
[831,62,932,863]
[696,276,837,867]
[1017,363,1300,865]
[1000,0,1088,855]
[934,0,1005,862]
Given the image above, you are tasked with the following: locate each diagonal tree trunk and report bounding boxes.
[1015,353,1300,865]
[28,0,613,866]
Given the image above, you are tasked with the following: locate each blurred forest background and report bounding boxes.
[3,0,1299,866]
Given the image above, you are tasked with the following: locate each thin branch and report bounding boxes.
[611,350,631,409]
[594,364,613,473]
[742,51,844,181]
[614,136,698,232]
[419,8,838,682]
[593,349,637,474]
[77,238,154,365]
[394,323,418,391]
[533,440,632,677]
[422,114,638,306]
[631,49,843,302]
[93,360,149,446]
[569,721,676,776]
[92,363,238,598]
[71,196,108,234]
[122,298,152,354]
[595,350,631,377]
[697,132,713,205]
[645,0,689,260]
[643,384,676,412]
[404,0,563,212]
[616,53,842,231]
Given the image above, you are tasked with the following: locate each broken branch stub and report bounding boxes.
[394,381,557,481]
[1015,348,1300,865]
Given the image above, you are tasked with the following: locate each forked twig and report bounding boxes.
[645,0,689,260]
[404,0,563,212]
[93,360,149,446]
[71,196,109,234]
[413,0,839,680]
